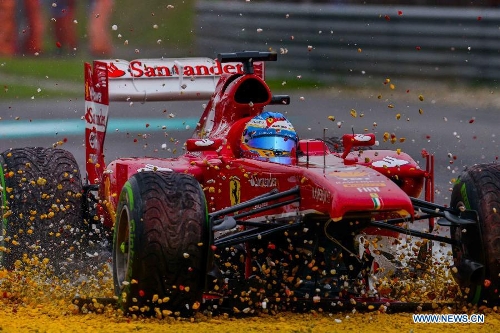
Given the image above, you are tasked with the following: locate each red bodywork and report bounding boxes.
[84,55,434,236]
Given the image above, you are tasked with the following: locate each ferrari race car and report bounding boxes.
[1,51,499,316]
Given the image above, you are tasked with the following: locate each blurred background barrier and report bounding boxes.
[195,1,500,85]
[2,0,499,97]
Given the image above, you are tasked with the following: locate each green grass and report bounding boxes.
[0,57,84,99]
[1,83,75,100]
[0,57,84,82]
[112,0,196,50]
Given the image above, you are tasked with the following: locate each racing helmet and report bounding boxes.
[240,111,298,164]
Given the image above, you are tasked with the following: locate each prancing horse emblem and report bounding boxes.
[230,177,241,205]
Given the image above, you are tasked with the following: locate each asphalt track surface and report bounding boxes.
[1,85,499,208]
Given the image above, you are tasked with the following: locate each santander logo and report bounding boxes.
[108,63,126,78]
[85,107,107,127]
[106,59,246,79]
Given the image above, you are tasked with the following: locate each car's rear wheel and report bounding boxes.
[450,163,500,305]
[0,147,83,273]
[113,171,208,317]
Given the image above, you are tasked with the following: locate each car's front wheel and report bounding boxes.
[113,171,208,317]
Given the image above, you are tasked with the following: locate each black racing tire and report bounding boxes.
[113,171,208,317]
[0,147,83,273]
[450,163,500,305]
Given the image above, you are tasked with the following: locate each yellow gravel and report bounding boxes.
[0,304,498,333]
[0,250,497,332]
[0,261,497,333]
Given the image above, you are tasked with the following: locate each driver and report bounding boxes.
[240,111,298,165]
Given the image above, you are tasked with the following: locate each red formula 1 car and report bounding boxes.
[1,51,499,315]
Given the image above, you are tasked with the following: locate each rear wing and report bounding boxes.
[92,57,266,102]
[83,57,264,184]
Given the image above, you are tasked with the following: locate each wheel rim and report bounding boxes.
[115,205,131,289]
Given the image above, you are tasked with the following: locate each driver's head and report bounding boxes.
[240,111,298,164]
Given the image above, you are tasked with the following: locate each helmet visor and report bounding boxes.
[246,135,296,155]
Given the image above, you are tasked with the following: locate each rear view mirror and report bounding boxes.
[341,133,377,159]
[270,95,290,105]
[186,138,224,152]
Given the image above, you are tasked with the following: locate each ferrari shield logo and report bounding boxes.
[230,178,241,205]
